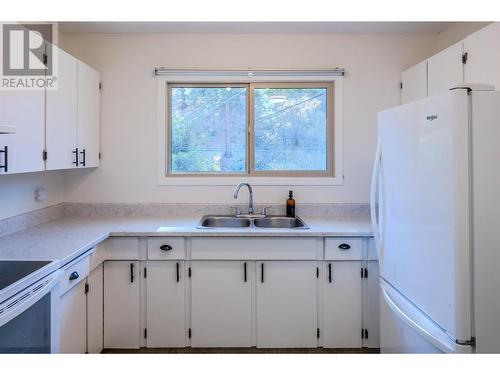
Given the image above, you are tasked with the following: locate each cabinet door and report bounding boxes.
[77,61,100,168]
[46,47,78,170]
[104,261,140,349]
[323,261,362,348]
[87,264,104,354]
[401,61,427,104]
[256,261,317,348]
[0,91,45,174]
[190,261,252,347]
[146,261,186,347]
[428,42,464,96]
[362,261,380,348]
[464,23,500,89]
[60,281,87,353]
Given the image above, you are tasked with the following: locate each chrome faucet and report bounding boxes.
[234,182,254,215]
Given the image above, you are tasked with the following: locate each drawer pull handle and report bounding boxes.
[160,244,173,251]
[338,243,351,250]
[130,263,135,283]
[328,263,332,283]
[69,271,79,281]
[176,262,180,283]
[244,262,247,283]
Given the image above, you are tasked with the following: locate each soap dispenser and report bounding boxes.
[286,190,295,217]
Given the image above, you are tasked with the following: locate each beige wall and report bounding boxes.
[436,22,491,51]
[0,171,66,220]
[59,32,437,205]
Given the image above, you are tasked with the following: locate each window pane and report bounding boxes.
[254,87,328,171]
[170,86,247,173]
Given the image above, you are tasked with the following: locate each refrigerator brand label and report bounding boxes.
[426,115,438,121]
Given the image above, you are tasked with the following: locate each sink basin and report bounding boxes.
[253,216,309,229]
[197,215,308,229]
[198,216,251,228]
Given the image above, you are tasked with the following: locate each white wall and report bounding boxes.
[60,32,436,205]
[0,171,66,220]
[436,22,491,51]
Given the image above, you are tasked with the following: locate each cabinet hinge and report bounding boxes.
[361,267,368,278]
[400,82,403,90]
[462,52,468,64]
[317,328,320,339]
[188,267,192,278]
[42,150,47,161]
[361,328,368,339]
[316,266,319,278]
[98,152,101,160]
[99,82,102,90]
[42,53,48,65]
[188,328,192,339]
[84,282,89,294]
[144,267,147,278]
[144,328,147,339]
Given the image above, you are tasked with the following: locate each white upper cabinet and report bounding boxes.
[77,61,100,168]
[0,45,99,175]
[46,47,78,170]
[0,90,45,174]
[464,23,500,89]
[401,61,428,104]
[427,42,464,96]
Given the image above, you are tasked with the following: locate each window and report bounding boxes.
[166,82,334,177]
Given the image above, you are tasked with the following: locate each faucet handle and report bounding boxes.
[230,206,242,216]
[260,206,272,216]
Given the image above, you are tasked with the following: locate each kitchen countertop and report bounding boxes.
[0,215,372,266]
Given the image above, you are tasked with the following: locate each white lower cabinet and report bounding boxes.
[363,260,380,348]
[87,264,104,353]
[190,261,252,347]
[104,261,141,349]
[146,261,186,347]
[323,261,362,348]
[256,261,318,348]
[60,280,87,353]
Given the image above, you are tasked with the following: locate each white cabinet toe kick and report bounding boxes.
[59,235,379,352]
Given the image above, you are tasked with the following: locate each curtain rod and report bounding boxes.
[154,68,345,77]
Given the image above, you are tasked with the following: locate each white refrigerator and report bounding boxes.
[371,85,500,353]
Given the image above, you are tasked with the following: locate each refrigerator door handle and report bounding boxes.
[370,139,383,263]
[381,281,469,353]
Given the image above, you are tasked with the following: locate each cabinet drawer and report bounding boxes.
[105,237,140,259]
[147,237,186,260]
[60,252,91,295]
[325,238,363,260]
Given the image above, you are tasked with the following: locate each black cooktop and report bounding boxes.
[0,261,51,290]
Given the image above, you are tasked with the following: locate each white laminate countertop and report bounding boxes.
[0,215,372,266]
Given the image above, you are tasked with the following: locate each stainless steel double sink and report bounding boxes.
[197,215,309,229]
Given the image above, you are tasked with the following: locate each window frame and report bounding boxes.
[156,72,344,186]
[249,81,334,177]
[167,82,250,176]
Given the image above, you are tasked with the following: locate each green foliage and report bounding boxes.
[170,86,327,173]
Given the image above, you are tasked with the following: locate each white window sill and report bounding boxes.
[156,175,343,186]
